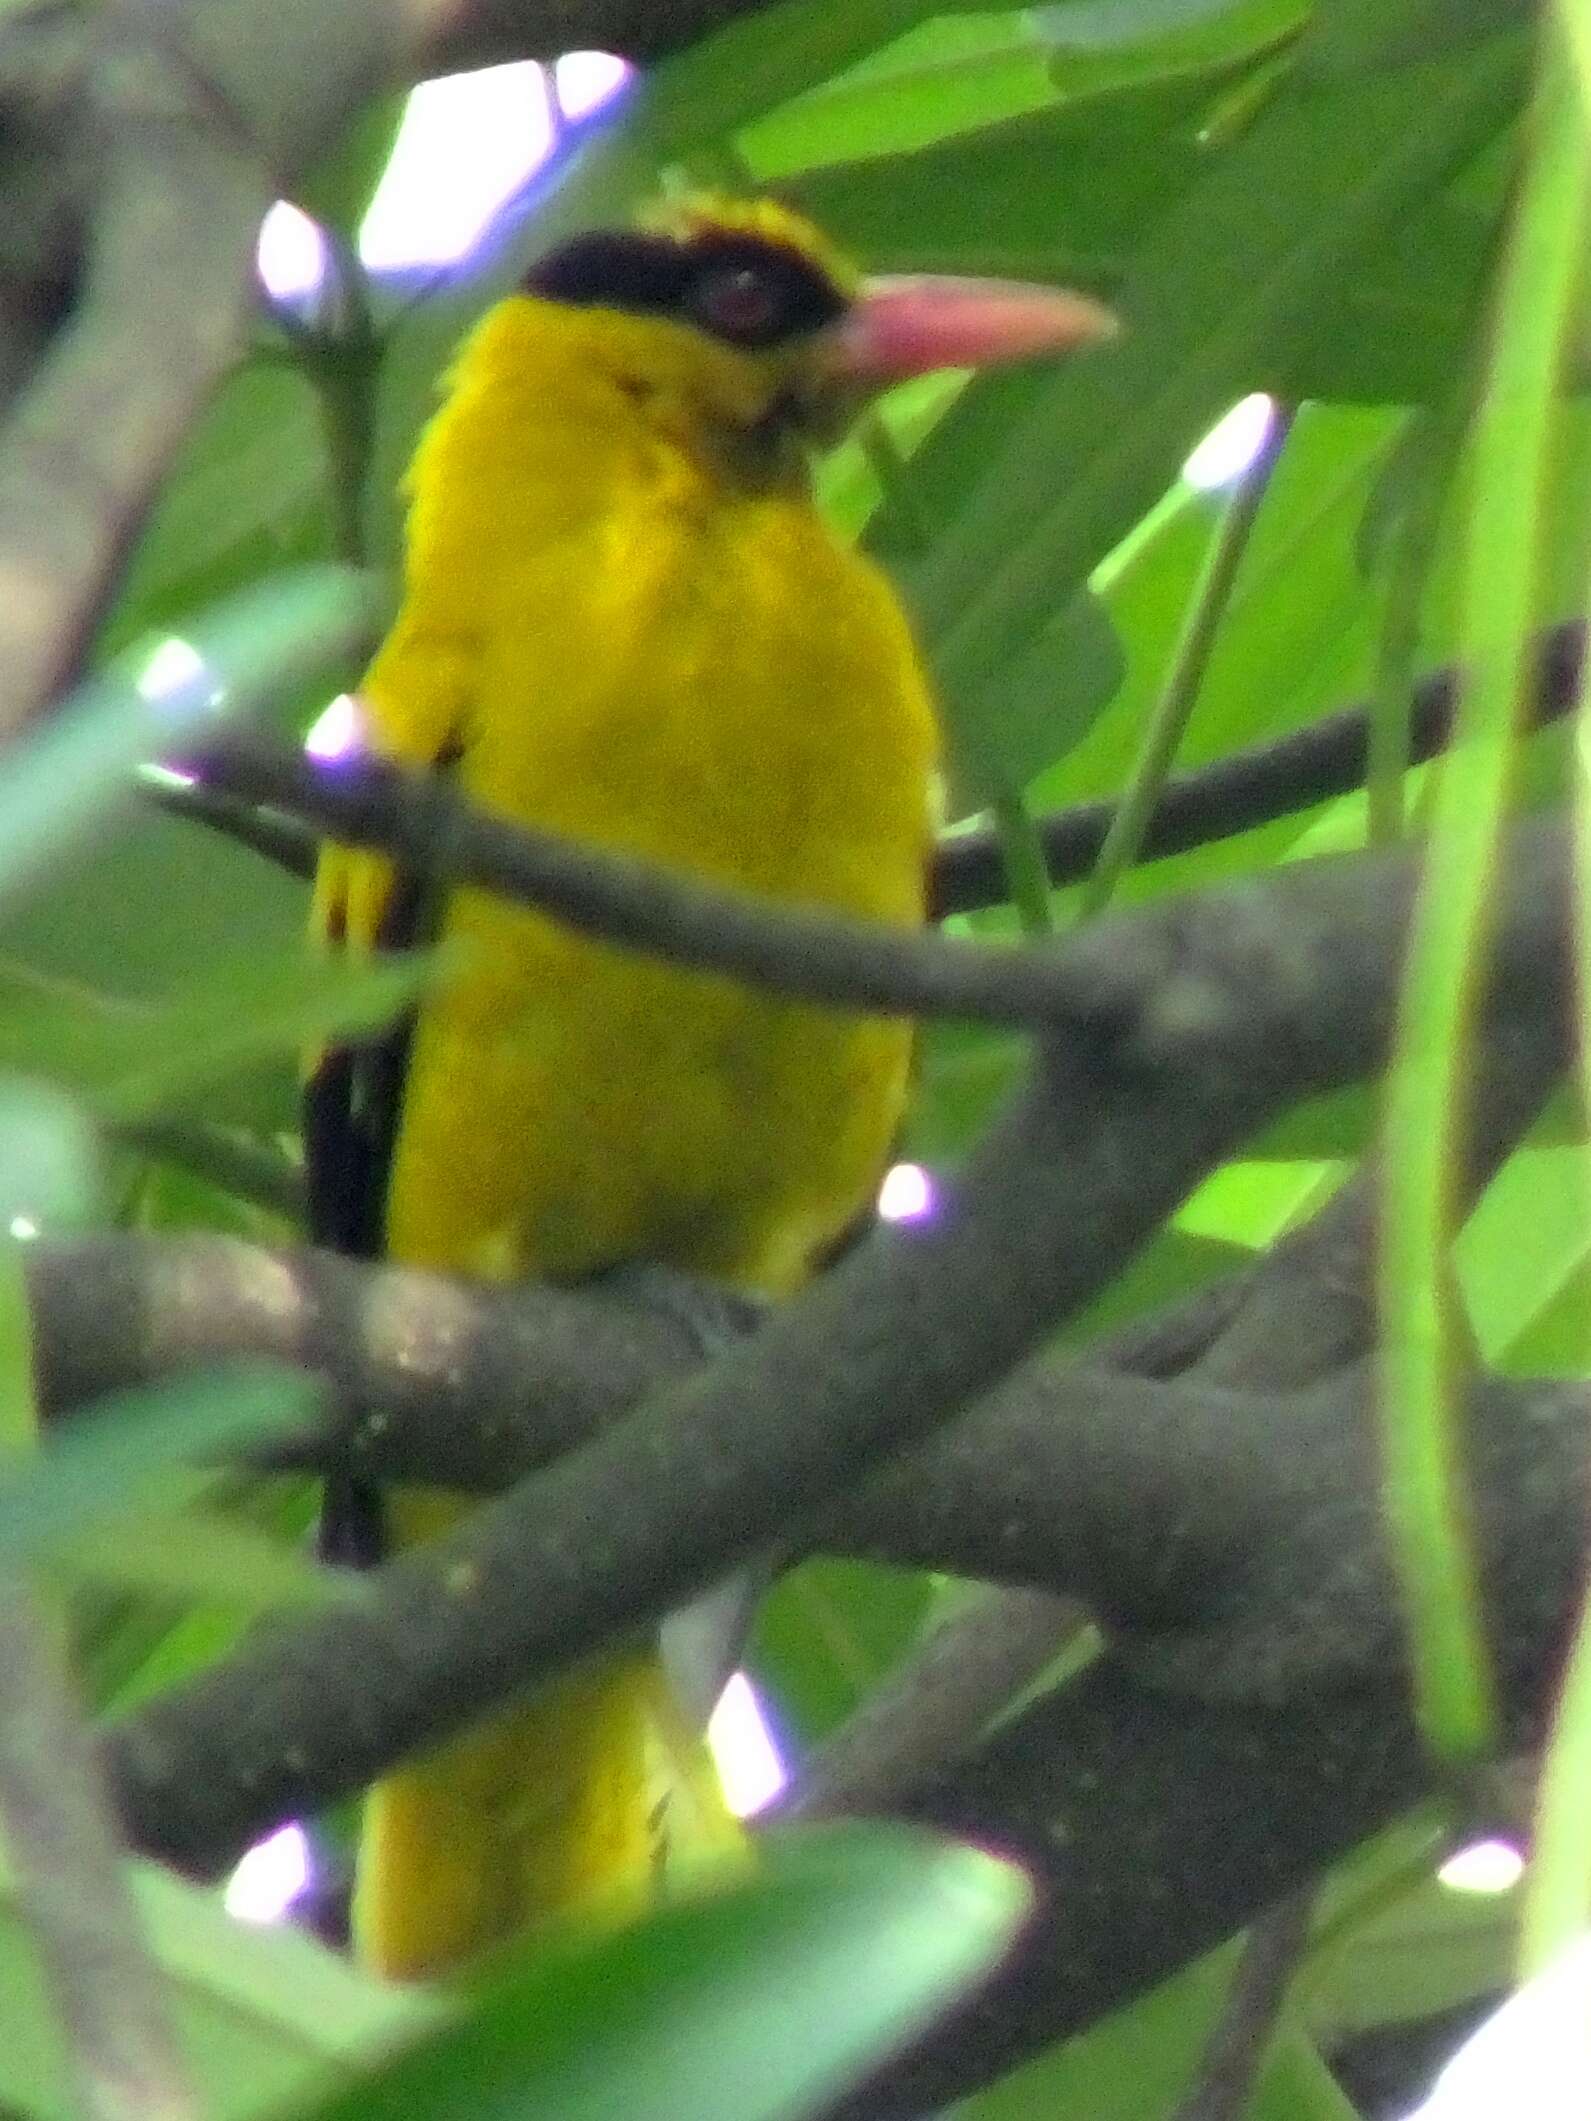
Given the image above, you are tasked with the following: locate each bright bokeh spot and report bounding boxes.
[707,1672,786,1818]
[256,202,328,300]
[135,637,217,714]
[1439,1837,1525,1896]
[225,1823,312,1925]
[8,1217,37,1242]
[360,63,554,271]
[555,50,631,121]
[1183,393,1275,492]
[878,1161,935,1223]
[1409,1933,1591,2119]
[139,762,199,792]
[256,54,633,300]
[304,692,366,762]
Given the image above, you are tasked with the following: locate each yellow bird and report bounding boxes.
[307,194,1113,1981]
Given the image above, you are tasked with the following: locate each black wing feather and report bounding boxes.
[308,851,447,1565]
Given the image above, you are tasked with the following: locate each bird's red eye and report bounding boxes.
[690,265,781,342]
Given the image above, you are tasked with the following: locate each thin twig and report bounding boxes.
[1079,404,1296,919]
[187,732,1106,1029]
[1168,1892,1316,2121]
[0,1592,196,2121]
[149,626,1588,922]
[790,1589,1090,1819]
[111,1117,305,1221]
[930,620,1586,915]
[142,776,317,881]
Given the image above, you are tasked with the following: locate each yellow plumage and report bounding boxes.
[310,201,937,1979]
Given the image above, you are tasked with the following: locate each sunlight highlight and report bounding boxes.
[1439,1837,1525,1896]
[256,52,634,300]
[878,1161,935,1223]
[360,63,554,270]
[555,51,631,120]
[8,1217,37,1242]
[1183,394,1275,492]
[138,762,199,792]
[304,693,366,763]
[707,1672,786,1818]
[256,203,328,300]
[225,1823,312,1925]
[134,637,221,716]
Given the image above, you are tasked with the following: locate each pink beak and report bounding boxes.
[823,273,1119,385]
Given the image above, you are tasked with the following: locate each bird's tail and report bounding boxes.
[352,1489,741,1981]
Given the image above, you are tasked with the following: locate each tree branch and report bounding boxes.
[827,979,1578,2121]
[0,1590,196,2121]
[186,732,1124,1029]
[191,721,1581,1040]
[154,622,1589,922]
[30,1232,755,1488]
[0,14,269,734]
[94,815,1575,1877]
[824,1640,1561,2119]
[930,619,1585,917]
[0,0,788,739]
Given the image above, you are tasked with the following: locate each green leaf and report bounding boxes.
[304,1824,1030,2121]
[938,586,1126,813]
[750,1558,938,1744]
[906,34,1526,707]
[1304,1864,1515,2039]
[1063,1225,1251,1345]
[0,1078,100,1238]
[1457,1143,1591,1371]
[1247,1085,1376,1161]
[907,1019,1029,1165]
[104,362,336,669]
[297,91,410,235]
[654,0,972,150]
[1040,0,1299,49]
[0,942,431,1133]
[957,1945,1241,2119]
[0,569,380,913]
[0,1850,442,2121]
[790,88,1205,278]
[743,21,1065,174]
[78,1474,323,1713]
[0,1365,318,1565]
[1300,0,1533,78]
[49,1494,360,1616]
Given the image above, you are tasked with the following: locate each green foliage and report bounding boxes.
[3,0,1584,2115]
[304,1824,1028,2121]
[0,1365,317,1566]
[0,1854,441,2120]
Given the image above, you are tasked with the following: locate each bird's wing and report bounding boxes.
[303,628,471,1258]
[305,631,469,1564]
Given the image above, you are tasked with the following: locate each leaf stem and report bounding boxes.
[1365,394,1468,846]
[1523,0,1591,1974]
[1377,18,1589,1768]
[988,791,1055,935]
[1078,402,1294,920]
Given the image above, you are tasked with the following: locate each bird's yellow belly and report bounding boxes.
[378,484,934,1296]
[386,910,911,1292]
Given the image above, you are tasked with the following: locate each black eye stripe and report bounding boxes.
[523,228,848,348]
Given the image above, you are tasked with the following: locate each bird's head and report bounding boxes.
[521,194,1116,464]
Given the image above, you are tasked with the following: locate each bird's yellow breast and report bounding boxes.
[336,295,939,1294]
